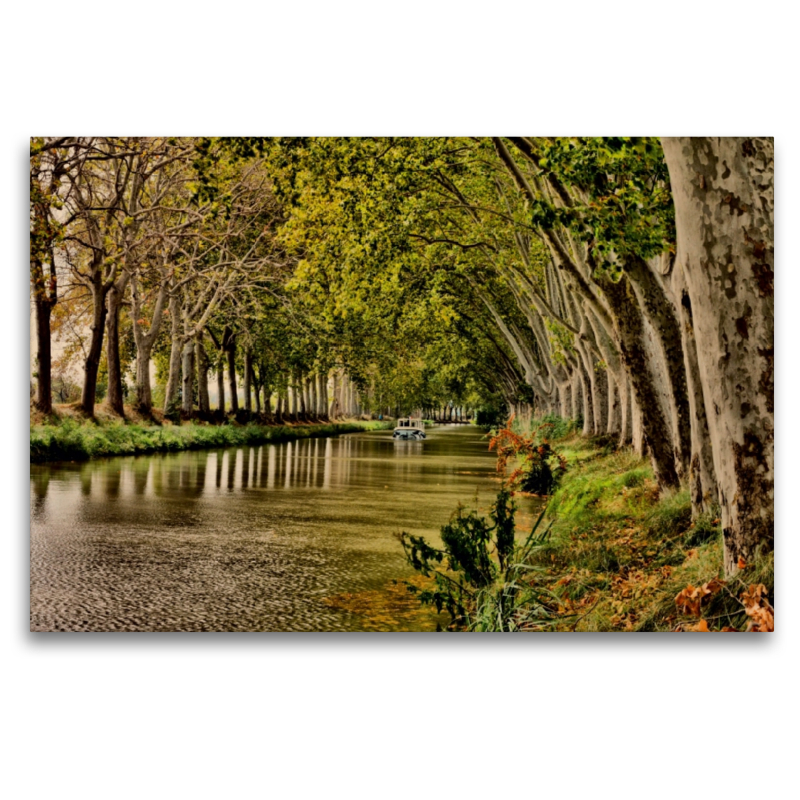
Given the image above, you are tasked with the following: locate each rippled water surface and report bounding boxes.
[31,425,521,632]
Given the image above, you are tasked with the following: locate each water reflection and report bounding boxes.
[30,432,494,510]
[30,427,519,631]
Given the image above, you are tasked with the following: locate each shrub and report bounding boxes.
[489,417,567,495]
[397,488,557,631]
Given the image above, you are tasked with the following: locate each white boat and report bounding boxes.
[392,418,426,440]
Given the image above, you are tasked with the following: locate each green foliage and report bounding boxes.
[397,488,557,631]
[265,136,537,416]
[531,137,675,274]
[532,414,581,441]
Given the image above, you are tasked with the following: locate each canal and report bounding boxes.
[30,425,532,632]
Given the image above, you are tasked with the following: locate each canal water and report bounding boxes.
[30,425,532,632]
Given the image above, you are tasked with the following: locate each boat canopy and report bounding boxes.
[394,418,425,431]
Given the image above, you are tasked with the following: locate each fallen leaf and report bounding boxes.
[702,578,726,596]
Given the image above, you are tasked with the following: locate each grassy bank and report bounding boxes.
[507,434,774,631]
[400,426,773,632]
[30,418,394,463]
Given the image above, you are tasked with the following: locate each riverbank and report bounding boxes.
[505,433,773,631]
[395,425,774,632]
[30,416,394,463]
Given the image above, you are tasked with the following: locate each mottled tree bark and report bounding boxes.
[662,137,773,571]
[577,363,592,437]
[604,277,680,489]
[671,261,717,514]
[606,372,621,437]
[626,256,692,477]
[619,374,632,449]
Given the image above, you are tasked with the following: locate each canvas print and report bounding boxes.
[29,137,774,632]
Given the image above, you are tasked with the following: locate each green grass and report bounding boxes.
[445,420,773,632]
[30,418,394,463]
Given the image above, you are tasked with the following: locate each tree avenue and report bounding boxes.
[30,136,773,574]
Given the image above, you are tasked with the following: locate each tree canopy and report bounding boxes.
[30,135,773,573]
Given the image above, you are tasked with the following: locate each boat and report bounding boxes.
[392,418,426,440]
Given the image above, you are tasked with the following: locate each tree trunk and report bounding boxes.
[163,290,182,416]
[181,338,195,416]
[320,373,329,419]
[618,372,632,448]
[290,373,298,417]
[673,261,717,515]
[81,277,109,417]
[130,271,167,416]
[196,336,210,415]
[577,358,593,437]
[216,362,226,414]
[30,198,57,413]
[299,374,307,419]
[329,372,338,418]
[226,336,238,414]
[243,349,253,415]
[105,277,129,417]
[306,377,314,418]
[662,137,773,571]
[604,277,680,489]
[310,375,318,419]
[33,296,53,414]
[134,341,154,415]
[626,255,692,478]
[570,370,581,422]
[630,387,646,457]
[606,373,621,436]
[591,362,608,435]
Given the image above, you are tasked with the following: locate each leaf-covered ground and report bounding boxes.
[506,435,773,632]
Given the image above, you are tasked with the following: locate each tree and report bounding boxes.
[29,137,84,414]
[661,137,773,572]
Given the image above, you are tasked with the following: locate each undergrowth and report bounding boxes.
[30,418,393,463]
[399,417,774,632]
